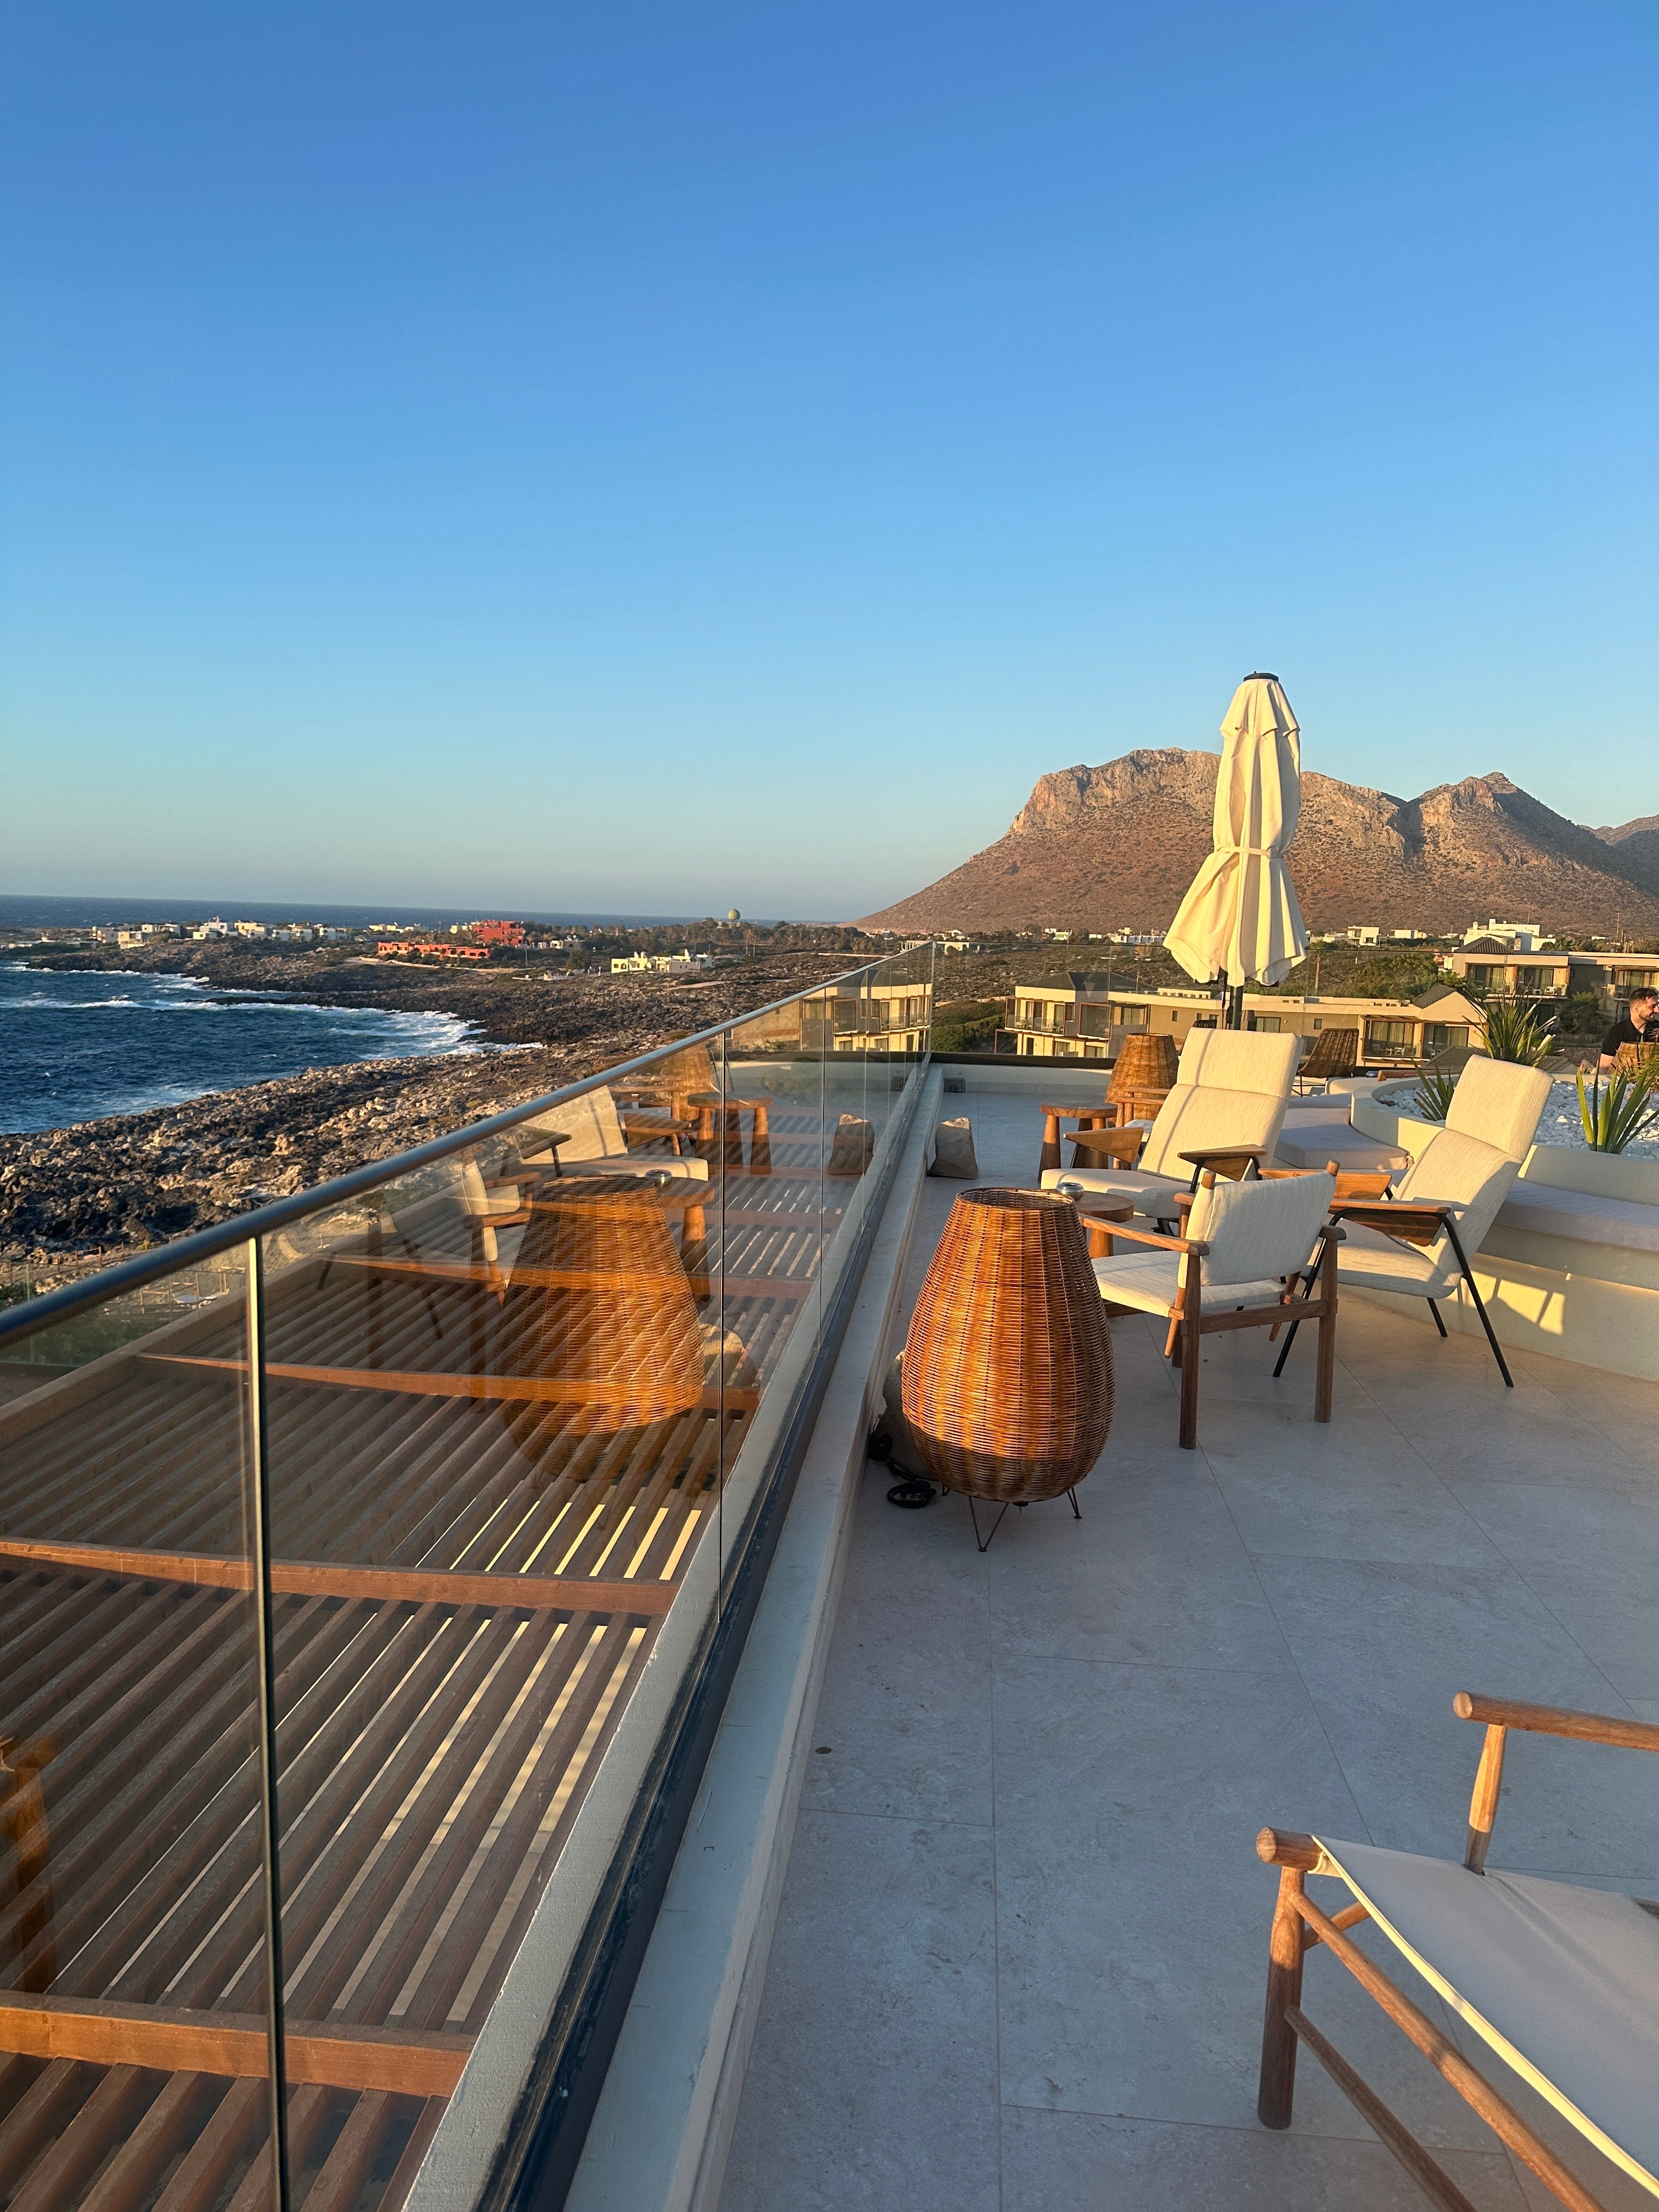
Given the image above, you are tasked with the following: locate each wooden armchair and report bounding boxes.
[1257,1692,1659,2207]
[1088,1167,1339,1447]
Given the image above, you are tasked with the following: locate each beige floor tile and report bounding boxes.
[1000,2108,1531,2209]
[719,1810,1000,2212]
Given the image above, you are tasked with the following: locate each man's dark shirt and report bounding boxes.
[1601,1013,1659,1056]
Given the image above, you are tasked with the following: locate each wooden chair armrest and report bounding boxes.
[1454,1691,1659,1753]
[1098,1221,1209,1256]
[1328,1200,1449,1244]
[1256,1828,1334,1873]
[1454,1690,1659,1871]
[1333,1170,1396,1200]
[509,1135,569,1171]
[1178,1145,1267,1171]
[1070,1127,1144,1163]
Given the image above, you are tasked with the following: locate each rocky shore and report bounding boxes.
[2,946,849,1266]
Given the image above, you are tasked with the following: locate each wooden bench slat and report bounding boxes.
[0,1537,677,1615]
[0,1991,471,2096]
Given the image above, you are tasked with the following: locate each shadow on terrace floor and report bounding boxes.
[718,1091,1659,2212]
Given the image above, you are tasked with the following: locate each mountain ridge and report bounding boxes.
[859,751,1659,935]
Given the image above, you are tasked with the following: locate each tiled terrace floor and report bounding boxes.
[719,1092,1659,2212]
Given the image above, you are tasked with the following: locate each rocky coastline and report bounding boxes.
[2,945,849,1267]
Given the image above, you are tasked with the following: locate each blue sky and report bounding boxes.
[4,1,1654,918]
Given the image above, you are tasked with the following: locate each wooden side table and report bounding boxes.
[686,1090,773,1175]
[1038,1101,1108,1176]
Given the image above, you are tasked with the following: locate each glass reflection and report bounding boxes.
[0,1251,280,2207]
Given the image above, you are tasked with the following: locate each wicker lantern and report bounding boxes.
[901,1188,1114,1539]
[493,1176,703,1464]
[1109,1030,1179,1099]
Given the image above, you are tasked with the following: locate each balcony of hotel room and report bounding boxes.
[1005,980,1485,1068]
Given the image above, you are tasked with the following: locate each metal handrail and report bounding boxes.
[0,951,923,1350]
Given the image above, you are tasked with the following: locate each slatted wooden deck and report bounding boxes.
[0,1122,849,2211]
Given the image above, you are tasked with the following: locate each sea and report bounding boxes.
[0,894,720,1138]
[0,965,479,1137]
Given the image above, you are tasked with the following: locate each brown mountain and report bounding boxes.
[1592,814,1659,895]
[860,750,1659,936]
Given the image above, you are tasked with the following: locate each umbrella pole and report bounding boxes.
[1226,983,1246,1031]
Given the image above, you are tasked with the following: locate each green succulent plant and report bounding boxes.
[1412,1063,1459,1122]
[1480,998,1558,1068]
[1576,1065,1659,1154]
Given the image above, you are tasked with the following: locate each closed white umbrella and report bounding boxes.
[1164,673,1309,1011]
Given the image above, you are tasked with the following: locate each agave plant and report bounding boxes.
[1480,997,1559,1068]
[1577,1065,1659,1154]
[1412,1063,1459,1122]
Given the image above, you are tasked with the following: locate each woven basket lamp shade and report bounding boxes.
[493,1176,703,1462]
[901,1188,1114,1506]
[1109,1030,1179,1099]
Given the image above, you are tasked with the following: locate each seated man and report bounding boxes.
[1599,985,1659,1071]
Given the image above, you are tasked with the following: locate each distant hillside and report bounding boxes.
[859,751,1659,937]
[1592,814,1659,894]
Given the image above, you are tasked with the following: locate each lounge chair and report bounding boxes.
[1039,1030,1301,1223]
[515,1088,710,1182]
[1293,1025,1362,1093]
[1256,1690,1659,2208]
[1086,1166,1337,1448]
[1308,1057,1550,1386]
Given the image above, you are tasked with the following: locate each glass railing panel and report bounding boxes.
[0,1251,281,2208]
[706,995,833,1533]
[256,1089,724,2208]
[0,953,934,2212]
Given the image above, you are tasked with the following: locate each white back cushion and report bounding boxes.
[1397,1126,1520,1275]
[1177,1027,1301,1096]
[1141,1028,1300,1177]
[1189,1170,1334,1289]
[519,1087,626,1163]
[1446,1058,1552,1161]
[1142,1086,1284,1176]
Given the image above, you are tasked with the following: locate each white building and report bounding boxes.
[1464,918,1545,951]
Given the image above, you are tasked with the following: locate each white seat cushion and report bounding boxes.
[1335,1220,1458,1297]
[1316,1836,1659,2195]
[1091,1251,1290,1317]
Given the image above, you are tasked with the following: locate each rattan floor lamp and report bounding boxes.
[493,1175,705,1472]
[901,1188,1115,1549]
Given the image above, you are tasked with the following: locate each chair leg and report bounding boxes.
[1443,1218,1514,1388]
[1460,1268,1514,1387]
[1178,1290,1201,1448]
[1426,1297,1449,1338]
[1257,1866,1306,2129]
[1313,1240,1337,1423]
[1271,1317,1301,1379]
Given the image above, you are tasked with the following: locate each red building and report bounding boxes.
[470,918,526,946]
